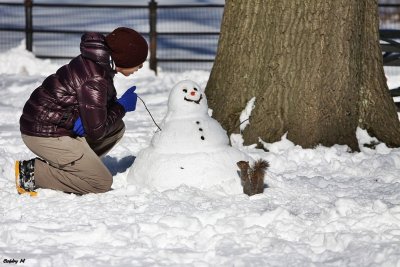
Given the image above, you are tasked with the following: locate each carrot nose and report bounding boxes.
[191,91,196,96]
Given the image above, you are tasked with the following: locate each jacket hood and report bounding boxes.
[80,32,114,74]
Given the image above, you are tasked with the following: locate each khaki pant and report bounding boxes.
[21,121,125,195]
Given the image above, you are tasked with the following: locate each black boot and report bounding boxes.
[15,158,37,196]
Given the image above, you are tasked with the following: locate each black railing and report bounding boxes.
[0,0,223,72]
[380,30,400,66]
[0,1,399,72]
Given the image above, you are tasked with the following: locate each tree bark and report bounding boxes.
[205,0,400,150]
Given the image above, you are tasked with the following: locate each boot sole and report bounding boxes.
[15,160,37,197]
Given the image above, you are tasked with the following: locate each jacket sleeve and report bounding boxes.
[77,77,126,140]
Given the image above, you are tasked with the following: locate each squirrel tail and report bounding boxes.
[252,159,269,173]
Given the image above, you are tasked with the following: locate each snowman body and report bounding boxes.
[128,80,252,194]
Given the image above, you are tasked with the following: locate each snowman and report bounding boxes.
[127,80,253,194]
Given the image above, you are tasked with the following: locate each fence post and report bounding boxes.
[149,0,157,74]
[24,0,33,52]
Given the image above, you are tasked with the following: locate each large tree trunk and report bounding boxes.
[205,0,400,150]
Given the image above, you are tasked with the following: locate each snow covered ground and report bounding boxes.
[1,45,400,266]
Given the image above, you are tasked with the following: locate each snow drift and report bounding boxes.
[1,45,400,267]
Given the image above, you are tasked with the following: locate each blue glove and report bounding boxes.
[117,86,138,112]
[73,117,86,137]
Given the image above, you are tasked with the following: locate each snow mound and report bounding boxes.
[1,44,400,266]
[0,41,59,76]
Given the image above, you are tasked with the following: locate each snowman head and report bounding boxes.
[167,80,208,117]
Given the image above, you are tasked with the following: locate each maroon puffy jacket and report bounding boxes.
[20,32,126,140]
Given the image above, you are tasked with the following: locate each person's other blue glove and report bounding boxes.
[117,86,138,112]
[73,117,86,137]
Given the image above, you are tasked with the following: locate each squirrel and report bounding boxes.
[237,159,269,196]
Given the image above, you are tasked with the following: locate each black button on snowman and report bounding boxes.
[196,121,205,140]
[183,86,207,141]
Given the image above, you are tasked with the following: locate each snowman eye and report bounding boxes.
[193,88,198,91]
[183,89,188,93]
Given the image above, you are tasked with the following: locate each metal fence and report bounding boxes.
[379,3,400,78]
[379,3,400,30]
[0,1,399,73]
[0,0,223,72]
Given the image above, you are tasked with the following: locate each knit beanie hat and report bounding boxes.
[105,27,148,68]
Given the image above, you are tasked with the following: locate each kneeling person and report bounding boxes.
[16,27,148,195]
